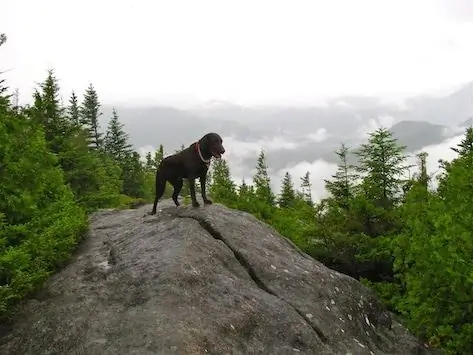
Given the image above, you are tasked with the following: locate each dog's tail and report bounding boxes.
[151,167,166,214]
[155,168,166,200]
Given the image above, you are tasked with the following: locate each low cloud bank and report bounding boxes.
[138,131,466,202]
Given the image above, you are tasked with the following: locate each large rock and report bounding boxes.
[0,201,437,355]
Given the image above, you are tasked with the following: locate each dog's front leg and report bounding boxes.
[200,174,212,205]
[188,179,200,207]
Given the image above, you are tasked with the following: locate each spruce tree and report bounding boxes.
[145,151,154,172]
[300,171,313,206]
[67,91,80,127]
[209,158,237,202]
[154,144,165,168]
[121,151,146,198]
[413,151,429,190]
[80,83,103,149]
[451,126,473,158]
[354,128,410,208]
[29,69,69,154]
[104,107,133,162]
[324,143,359,209]
[278,171,296,208]
[253,149,275,205]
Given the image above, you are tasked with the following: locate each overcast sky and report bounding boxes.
[2,0,473,106]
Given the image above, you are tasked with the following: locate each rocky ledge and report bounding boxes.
[0,201,438,355]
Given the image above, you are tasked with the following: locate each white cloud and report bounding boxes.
[378,96,410,111]
[3,0,473,106]
[356,115,396,139]
[137,145,155,159]
[274,160,339,202]
[306,128,329,143]
[227,158,338,203]
[139,131,467,201]
[335,100,353,109]
[441,125,467,137]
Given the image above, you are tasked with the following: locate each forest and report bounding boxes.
[1,35,472,354]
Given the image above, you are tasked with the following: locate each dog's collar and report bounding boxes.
[195,142,211,166]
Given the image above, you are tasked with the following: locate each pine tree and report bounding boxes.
[209,158,237,202]
[278,171,296,208]
[451,126,473,158]
[253,149,275,205]
[0,35,9,107]
[67,91,80,127]
[104,107,133,162]
[413,151,429,190]
[238,178,256,208]
[121,151,146,198]
[145,151,154,172]
[354,128,410,208]
[154,144,165,168]
[80,83,103,149]
[29,69,69,154]
[239,178,249,198]
[324,143,359,209]
[300,171,313,206]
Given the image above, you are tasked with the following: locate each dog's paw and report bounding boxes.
[192,201,200,208]
[149,210,156,215]
[203,199,213,205]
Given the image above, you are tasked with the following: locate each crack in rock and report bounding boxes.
[177,214,328,343]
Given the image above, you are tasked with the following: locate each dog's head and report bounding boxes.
[199,132,225,159]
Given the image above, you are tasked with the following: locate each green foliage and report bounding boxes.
[2,46,472,353]
[253,149,275,206]
[0,102,87,316]
[80,83,103,149]
[67,91,80,127]
[104,108,133,161]
[209,158,237,205]
[278,172,296,208]
[300,171,314,206]
[324,143,358,209]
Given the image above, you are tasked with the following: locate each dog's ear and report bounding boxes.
[198,133,212,153]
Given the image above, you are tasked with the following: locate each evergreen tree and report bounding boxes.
[300,171,313,206]
[451,126,473,158]
[413,151,429,190]
[80,83,103,149]
[145,151,154,172]
[67,91,80,127]
[278,171,296,208]
[0,35,10,106]
[121,151,146,198]
[104,107,133,162]
[253,149,275,205]
[394,132,473,352]
[324,143,358,209]
[29,70,69,154]
[355,128,411,208]
[154,144,165,168]
[0,83,87,313]
[209,158,237,203]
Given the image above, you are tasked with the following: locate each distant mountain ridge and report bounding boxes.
[98,81,473,169]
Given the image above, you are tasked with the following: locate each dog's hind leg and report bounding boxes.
[170,178,183,207]
[150,169,166,215]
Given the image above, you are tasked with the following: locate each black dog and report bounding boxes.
[149,132,225,215]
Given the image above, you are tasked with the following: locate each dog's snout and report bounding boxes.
[221,147,226,154]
